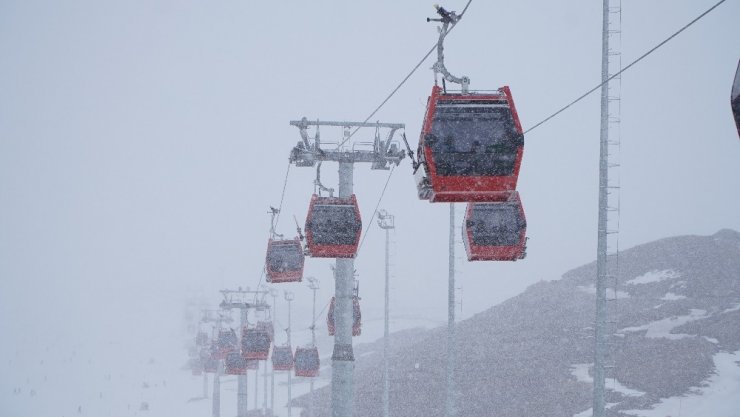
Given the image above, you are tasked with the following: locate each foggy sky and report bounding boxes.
[1,0,739,399]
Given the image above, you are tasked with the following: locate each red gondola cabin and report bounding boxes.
[327,296,361,336]
[203,354,218,373]
[225,351,248,375]
[304,194,362,258]
[241,327,271,360]
[732,59,740,138]
[214,329,238,360]
[415,85,524,202]
[294,347,320,377]
[463,191,527,261]
[265,238,305,283]
[271,345,294,371]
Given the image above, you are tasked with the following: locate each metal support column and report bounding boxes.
[377,210,395,417]
[286,291,294,417]
[254,366,259,414]
[593,0,611,416]
[333,161,355,417]
[263,359,268,417]
[446,203,456,417]
[213,360,221,417]
[287,118,405,417]
[270,291,277,417]
[238,309,248,417]
[307,277,320,417]
[203,372,208,399]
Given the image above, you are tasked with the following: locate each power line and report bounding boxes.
[524,0,728,135]
[253,162,291,293]
[274,161,292,230]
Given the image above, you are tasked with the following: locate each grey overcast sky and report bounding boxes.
[1,0,739,397]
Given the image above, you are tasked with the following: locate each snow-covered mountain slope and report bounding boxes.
[293,229,740,417]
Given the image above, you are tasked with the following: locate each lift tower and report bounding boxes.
[219,288,270,417]
[289,118,405,417]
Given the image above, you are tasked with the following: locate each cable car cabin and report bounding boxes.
[294,347,320,377]
[327,296,361,336]
[271,345,294,371]
[415,85,525,202]
[463,191,527,261]
[214,329,238,359]
[241,327,271,360]
[305,194,362,258]
[225,352,248,375]
[265,238,305,283]
[203,356,218,373]
[732,59,740,138]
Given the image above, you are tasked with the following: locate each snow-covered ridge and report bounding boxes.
[620,309,708,340]
[626,269,681,285]
[570,364,645,397]
[623,350,740,417]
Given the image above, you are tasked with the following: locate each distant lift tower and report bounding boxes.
[289,118,405,417]
[219,288,270,417]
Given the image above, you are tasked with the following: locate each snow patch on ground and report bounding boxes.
[620,309,708,340]
[576,285,630,298]
[722,303,740,314]
[626,269,681,285]
[661,292,687,301]
[573,407,592,417]
[623,350,740,417]
[570,364,645,397]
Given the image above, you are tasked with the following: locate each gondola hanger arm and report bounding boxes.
[428,4,470,93]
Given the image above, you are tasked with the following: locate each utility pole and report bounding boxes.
[377,210,395,417]
[203,370,209,399]
[446,203,456,417]
[289,118,405,417]
[307,277,320,417]
[593,0,611,416]
[213,357,221,417]
[201,309,232,417]
[263,349,268,417]
[219,288,270,417]
[285,291,294,417]
[254,364,259,414]
[269,289,278,417]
